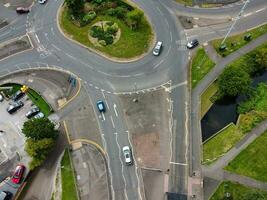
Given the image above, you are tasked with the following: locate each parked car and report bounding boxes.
[26,107,40,119]
[34,112,45,119]
[97,100,106,113]
[7,101,24,114]
[153,41,163,56]
[0,94,3,102]
[11,90,25,101]
[187,39,199,49]
[16,7,30,14]
[11,164,26,184]
[38,0,47,4]
[122,146,133,165]
[0,191,12,200]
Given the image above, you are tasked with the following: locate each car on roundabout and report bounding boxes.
[16,7,30,14]
[153,41,163,56]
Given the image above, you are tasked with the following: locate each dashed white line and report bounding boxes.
[110,116,115,128]
[170,162,188,166]
[113,104,118,117]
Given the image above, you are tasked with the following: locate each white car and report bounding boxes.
[122,146,133,165]
[38,0,47,4]
[34,112,45,119]
[0,94,3,102]
[153,41,163,56]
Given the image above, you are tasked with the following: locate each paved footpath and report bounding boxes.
[190,33,267,199]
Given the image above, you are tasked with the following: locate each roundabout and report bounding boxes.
[0,0,266,199]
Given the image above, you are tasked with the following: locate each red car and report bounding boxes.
[11,164,25,184]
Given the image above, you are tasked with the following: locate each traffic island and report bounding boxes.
[59,0,153,60]
[0,35,33,61]
[119,86,172,200]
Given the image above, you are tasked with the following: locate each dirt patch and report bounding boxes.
[0,35,32,60]
[178,15,231,29]
[119,88,171,170]
[142,169,165,200]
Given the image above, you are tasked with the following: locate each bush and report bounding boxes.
[99,40,107,46]
[107,7,127,19]
[107,24,118,35]
[238,111,267,133]
[83,11,96,24]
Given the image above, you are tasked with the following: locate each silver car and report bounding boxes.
[153,41,163,56]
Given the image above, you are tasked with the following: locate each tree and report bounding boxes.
[255,47,267,70]
[218,66,251,97]
[65,0,84,19]
[22,118,58,140]
[25,138,55,170]
[126,9,144,30]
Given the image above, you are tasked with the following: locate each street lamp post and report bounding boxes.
[221,0,250,46]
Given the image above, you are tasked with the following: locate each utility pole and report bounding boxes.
[221,0,250,45]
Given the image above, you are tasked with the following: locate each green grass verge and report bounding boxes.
[175,0,193,6]
[60,7,152,58]
[200,82,218,118]
[0,83,52,116]
[212,23,267,57]
[61,149,78,200]
[202,123,243,165]
[27,89,52,116]
[225,131,267,182]
[210,181,267,200]
[191,48,215,88]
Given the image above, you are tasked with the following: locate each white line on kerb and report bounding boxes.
[170,162,188,166]
[113,104,118,117]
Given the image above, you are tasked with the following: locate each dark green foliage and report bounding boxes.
[218,66,251,97]
[89,22,117,45]
[65,0,84,19]
[22,118,58,140]
[107,7,127,19]
[25,138,55,170]
[22,118,58,170]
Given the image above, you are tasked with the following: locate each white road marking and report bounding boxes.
[164,81,187,92]
[113,104,118,117]
[170,162,188,166]
[35,34,40,43]
[255,8,265,13]
[153,59,164,69]
[110,116,115,128]
[101,113,105,121]
[51,44,61,51]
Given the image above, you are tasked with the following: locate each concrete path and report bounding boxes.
[189,33,267,199]
[203,43,222,64]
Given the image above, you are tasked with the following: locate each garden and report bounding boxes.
[202,42,267,165]
[210,181,267,200]
[212,23,267,57]
[60,0,153,58]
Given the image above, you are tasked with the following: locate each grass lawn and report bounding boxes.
[201,82,218,118]
[60,7,153,58]
[175,0,193,6]
[27,89,52,116]
[0,83,52,116]
[225,131,267,182]
[191,48,215,88]
[202,123,243,165]
[210,181,267,200]
[61,149,78,200]
[212,23,267,57]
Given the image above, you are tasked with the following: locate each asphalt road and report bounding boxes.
[0,0,266,199]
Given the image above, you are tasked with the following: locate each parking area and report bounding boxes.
[0,93,33,198]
